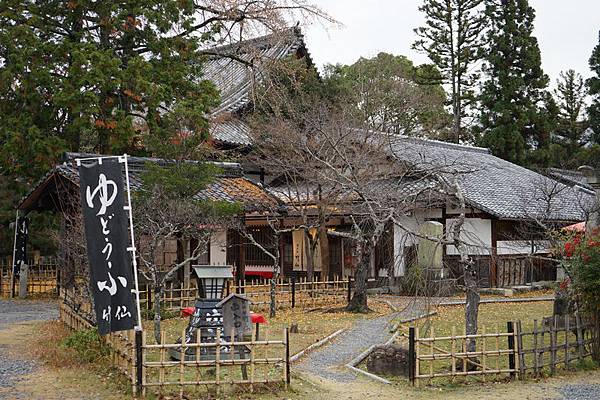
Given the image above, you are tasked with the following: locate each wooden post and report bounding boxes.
[408,327,416,385]
[135,329,143,396]
[533,319,539,377]
[507,321,516,380]
[482,325,487,381]
[451,326,456,382]
[291,276,296,308]
[550,316,557,375]
[565,314,570,369]
[285,327,290,385]
[576,313,584,362]
[415,326,420,387]
[216,328,221,391]
[516,320,525,378]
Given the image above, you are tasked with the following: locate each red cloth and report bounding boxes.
[181,307,195,317]
[250,312,267,324]
[245,271,273,279]
[180,308,268,325]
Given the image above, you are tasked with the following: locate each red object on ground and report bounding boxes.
[181,307,195,317]
[250,312,267,324]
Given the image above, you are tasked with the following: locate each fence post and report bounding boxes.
[507,321,516,380]
[135,328,143,396]
[291,276,296,309]
[516,320,525,378]
[408,326,415,385]
[285,327,291,385]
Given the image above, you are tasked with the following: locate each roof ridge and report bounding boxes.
[202,26,303,57]
[397,135,490,154]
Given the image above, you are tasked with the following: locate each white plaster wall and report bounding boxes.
[445,218,492,255]
[209,229,227,265]
[496,240,551,255]
[392,216,420,277]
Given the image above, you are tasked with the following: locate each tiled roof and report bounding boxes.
[19,153,278,213]
[209,118,252,146]
[205,28,308,145]
[388,136,595,222]
[546,168,593,190]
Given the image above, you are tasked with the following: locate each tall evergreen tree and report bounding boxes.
[478,0,550,164]
[587,30,600,144]
[555,69,587,149]
[413,0,486,143]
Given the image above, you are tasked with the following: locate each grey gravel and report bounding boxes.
[0,299,58,398]
[296,299,427,382]
[559,384,600,400]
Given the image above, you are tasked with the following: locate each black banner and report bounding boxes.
[12,217,29,277]
[78,158,135,335]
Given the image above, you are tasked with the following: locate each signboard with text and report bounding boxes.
[78,158,135,335]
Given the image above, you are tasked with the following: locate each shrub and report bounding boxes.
[561,228,600,312]
[62,328,110,363]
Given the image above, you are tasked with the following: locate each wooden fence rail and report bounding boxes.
[408,313,600,385]
[139,276,351,312]
[0,260,60,298]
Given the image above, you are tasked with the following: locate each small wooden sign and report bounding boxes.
[217,294,252,338]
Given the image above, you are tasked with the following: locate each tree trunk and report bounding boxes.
[464,264,480,359]
[304,229,314,283]
[346,244,371,313]
[269,236,281,318]
[319,225,330,280]
[153,285,163,344]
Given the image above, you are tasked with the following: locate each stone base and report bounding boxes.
[366,345,410,377]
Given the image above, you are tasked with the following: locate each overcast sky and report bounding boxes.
[302,0,600,88]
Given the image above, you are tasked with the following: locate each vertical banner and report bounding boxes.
[78,158,135,335]
[12,217,29,276]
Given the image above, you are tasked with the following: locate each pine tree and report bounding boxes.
[555,70,587,149]
[0,1,226,180]
[413,0,486,143]
[587,30,600,144]
[479,0,550,164]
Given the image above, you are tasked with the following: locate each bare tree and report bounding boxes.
[134,165,239,343]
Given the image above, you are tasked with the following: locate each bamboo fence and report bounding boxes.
[408,313,600,385]
[140,326,289,397]
[60,301,290,398]
[0,259,60,298]
[138,276,351,312]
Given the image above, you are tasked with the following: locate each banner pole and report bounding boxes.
[122,154,143,331]
[10,210,19,298]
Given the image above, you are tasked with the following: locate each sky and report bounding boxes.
[302,0,600,88]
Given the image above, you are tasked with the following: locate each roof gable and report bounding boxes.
[388,136,595,222]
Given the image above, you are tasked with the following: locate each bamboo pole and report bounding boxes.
[415,326,420,387]
[451,326,456,383]
[533,319,539,377]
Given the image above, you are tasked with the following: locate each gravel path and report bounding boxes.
[296,300,427,382]
[0,299,58,399]
[559,384,600,400]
